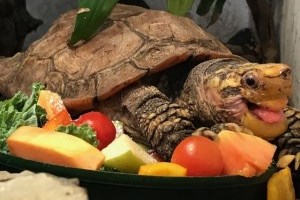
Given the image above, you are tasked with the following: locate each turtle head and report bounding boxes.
[183,58,292,140]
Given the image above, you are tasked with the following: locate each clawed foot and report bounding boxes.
[192,127,218,140]
[274,129,300,171]
[210,123,254,135]
[192,123,253,140]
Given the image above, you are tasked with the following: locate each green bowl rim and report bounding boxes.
[0,153,277,189]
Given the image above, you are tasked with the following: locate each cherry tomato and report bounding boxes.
[171,135,223,176]
[73,111,116,150]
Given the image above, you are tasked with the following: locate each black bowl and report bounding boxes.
[292,172,300,199]
[0,153,277,200]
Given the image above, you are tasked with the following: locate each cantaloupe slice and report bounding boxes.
[215,130,277,177]
[7,126,105,171]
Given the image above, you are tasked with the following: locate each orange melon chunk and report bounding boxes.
[7,126,105,170]
[43,109,72,131]
[37,90,66,120]
[215,130,276,177]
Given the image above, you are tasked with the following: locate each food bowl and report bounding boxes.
[0,153,277,200]
[292,172,300,199]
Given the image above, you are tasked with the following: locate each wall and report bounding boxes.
[24,0,252,48]
[24,0,76,48]
[274,0,300,108]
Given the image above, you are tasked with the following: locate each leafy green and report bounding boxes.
[56,123,99,148]
[167,0,195,16]
[100,165,120,173]
[196,0,216,16]
[196,0,227,27]
[207,0,226,27]
[0,83,46,153]
[69,0,119,46]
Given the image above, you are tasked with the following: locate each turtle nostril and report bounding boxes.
[280,67,291,79]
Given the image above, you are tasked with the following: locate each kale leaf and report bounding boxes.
[0,83,47,153]
[56,123,99,148]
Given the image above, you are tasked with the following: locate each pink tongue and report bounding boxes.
[252,108,285,123]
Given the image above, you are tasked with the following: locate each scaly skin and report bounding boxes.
[178,58,291,139]
[274,107,300,171]
[121,57,292,160]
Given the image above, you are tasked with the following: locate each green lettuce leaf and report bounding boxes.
[56,123,99,148]
[0,83,47,153]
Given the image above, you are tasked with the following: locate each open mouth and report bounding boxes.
[246,99,287,124]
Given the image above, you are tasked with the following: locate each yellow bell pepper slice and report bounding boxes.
[138,162,187,177]
[267,167,295,200]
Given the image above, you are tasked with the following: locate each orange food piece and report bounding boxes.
[37,90,66,120]
[7,126,105,170]
[138,162,187,177]
[43,109,72,131]
[215,130,276,177]
[267,167,295,200]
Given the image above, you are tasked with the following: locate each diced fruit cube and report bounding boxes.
[267,167,295,200]
[43,109,72,131]
[102,134,157,173]
[37,90,66,120]
[138,162,187,177]
[215,130,276,177]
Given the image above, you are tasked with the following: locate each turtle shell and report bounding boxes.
[1,4,233,112]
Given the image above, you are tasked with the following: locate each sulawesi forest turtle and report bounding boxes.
[0,4,298,161]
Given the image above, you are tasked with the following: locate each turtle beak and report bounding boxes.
[241,63,292,103]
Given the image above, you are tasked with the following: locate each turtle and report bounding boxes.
[0,4,298,161]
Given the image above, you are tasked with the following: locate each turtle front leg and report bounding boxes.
[273,106,300,170]
[121,85,196,161]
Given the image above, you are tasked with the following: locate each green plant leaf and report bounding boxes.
[196,0,217,16]
[0,83,46,153]
[69,0,119,47]
[206,0,226,27]
[56,123,99,147]
[167,0,195,16]
[196,0,227,27]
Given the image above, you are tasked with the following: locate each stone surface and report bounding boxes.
[0,171,88,200]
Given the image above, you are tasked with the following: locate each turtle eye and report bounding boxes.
[242,72,259,89]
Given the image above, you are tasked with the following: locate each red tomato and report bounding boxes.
[73,111,116,150]
[171,135,223,176]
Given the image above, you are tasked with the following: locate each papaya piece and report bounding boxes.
[43,109,72,131]
[267,167,295,200]
[138,162,187,177]
[7,126,105,171]
[37,90,66,120]
[215,130,276,177]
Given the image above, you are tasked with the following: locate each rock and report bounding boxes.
[0,170,88,200]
